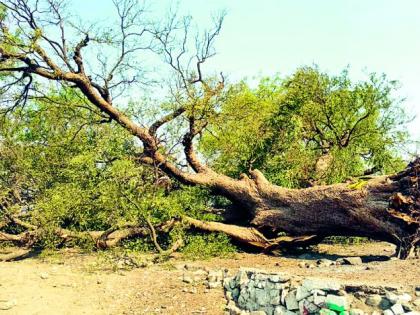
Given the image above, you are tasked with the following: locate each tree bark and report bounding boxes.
[199,159,420,259]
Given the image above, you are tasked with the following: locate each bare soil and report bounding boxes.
[0,242,419,315]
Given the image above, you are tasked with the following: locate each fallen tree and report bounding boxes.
[0,0,418,259]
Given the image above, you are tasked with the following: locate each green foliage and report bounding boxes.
[200,66,409,187]
[181,232,237,260]
[0,88,214,252]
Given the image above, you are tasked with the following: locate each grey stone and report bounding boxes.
[208,281,220,289]
[403,303,415,312]
[208,269,224,283]
[302,278,342,291]
[256,288,270,306]
[224,277,235,290]
[238,295,247,308]
[182,273,193,284]
[257,281,267,289]
[300,299,320,314]
[296,285,311,301]
[325,294,348,310]
[268,274,290,283]
[379,297,392,310]
[397,293,412,303]
[236,270,249,286]
[232,288,240,300]
[313,295,326,306]
[226,291,233,300]
[385,291,399,304]
[281,288,289,305]
[391,303,405,315]
[349,309,364,315]
[273,306,287,315]
[311,289,326,296]
[317,259,334,267]
[40,272,49,279]
[269,275,281,283]
[226,301,243,315]
[337,257,363,265]
[285,291,299,311]
[365,294,382,307]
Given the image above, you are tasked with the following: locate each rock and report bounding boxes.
[336,257,363,265]
[308,264,316,269]
[40,272,49,279]
[273,306,287,315]
[285,291,299,311]
[281,288,289,305]
[250,312,266,315]
[397,293,412,304]
[301,299,320,313]
[189,287,197,294]
[385,291,399,304]
[182,273,193,284]
[317,259,334,267]
[325,294,348,312]
[365,294,382,307]
[208,281,220,289]
[383,310,393,315]
[255,288,269,306]
[403,303,415,312]
[391,303,405,315]
[236,270,249,286]
[413,298,420,306]
[416,291,420,297]
[208,269,224,283]
[193,269,208,280]
[226,291,233,301]
[0,300,17,311]
[296,285,311,301]
[379,297,392,310]
[319,308,337,315]
[349,309,364,315]
[298,262,307,268]
[313,295,326,306]
[405,312,420,315]
[311,289,326,296]
[226,301,243,315]
[302,278,342,291]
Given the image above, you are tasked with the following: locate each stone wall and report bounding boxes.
[222,268,420,315]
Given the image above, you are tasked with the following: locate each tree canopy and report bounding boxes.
[200,67,408,187]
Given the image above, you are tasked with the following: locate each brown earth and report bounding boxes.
[0,242,419,315]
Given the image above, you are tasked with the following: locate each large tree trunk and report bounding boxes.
[193,158,420,259]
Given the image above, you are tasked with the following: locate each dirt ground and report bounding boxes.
[0,242,419,315]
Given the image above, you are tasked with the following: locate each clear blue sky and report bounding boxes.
[73,0,420,143]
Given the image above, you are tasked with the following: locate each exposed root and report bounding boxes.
[183,216,323,252]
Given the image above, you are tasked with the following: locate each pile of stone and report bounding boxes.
[223,268,420,315]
